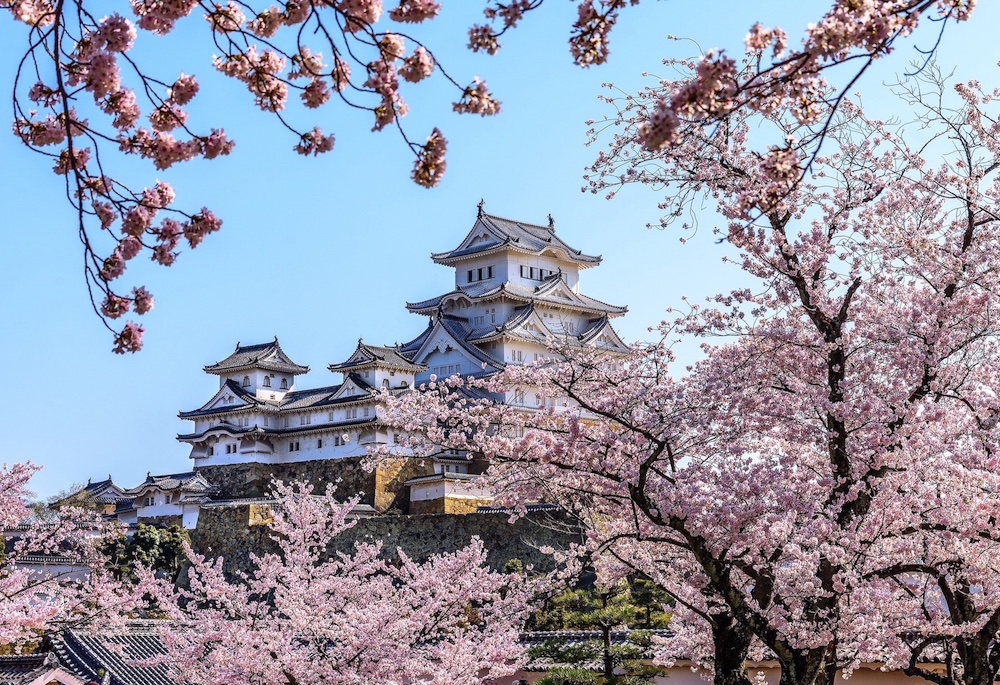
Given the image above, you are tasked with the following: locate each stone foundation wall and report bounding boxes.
[136,515,183,529]
[191,506,582,576]
[409,496,495,515]
[194,459,377,502]
[373,458,433,513]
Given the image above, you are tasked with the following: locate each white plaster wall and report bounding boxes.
[410,482,446,502]
[137,502,183,518]
[182,504,200,529]
[443,480,490,498]
[453,255,503,288]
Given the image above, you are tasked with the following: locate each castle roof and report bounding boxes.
[406,273,626,318]
[430,210,601,267]
[204,338,309,376]
[51,478,128,507]
[328,340,426,373]
[51,622,174,685]
[125,471,215,497]
[177,417,379,443]
[0,652,87,685]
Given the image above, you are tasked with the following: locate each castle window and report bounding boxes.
[467,266,494,283]
[317,439,323,448]
[283,417,290,428]
[289,441,300,452]
[301,415,311,426]
[242,376,250,387]
[328,412,335,422]
[400,381,408,388]
[363,406,370,417]
[263,376,271,388]
[382,379,390,389]
[144,496,154,507]
[334,435,344,447]
[208,446,214,456]
[280,378,288,390]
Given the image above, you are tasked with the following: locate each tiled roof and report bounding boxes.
[52,479,128,507]
[437,317,506,372]
[178,417,379,442]
[329,341,427,373]
[177,380,265,419]
[0,652,83,685]
[180,374,385,422]
[407,277,626,317]
[125,472,215,496]
[431,211,601,265]
[399,321,434,355]
[203,339,309,375]
[278,385,346,410]
[466,305,550,344]
[52,623,175,685]
[404,472,479,485]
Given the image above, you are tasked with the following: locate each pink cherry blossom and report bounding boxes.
[101,293,130,319]
[132,285,154,314]
[294,126,335,155]
[388,0,440,23]
[411,127,446,187]
[400,46,434,83]
[112,320,144,353]
[452,76,500,116]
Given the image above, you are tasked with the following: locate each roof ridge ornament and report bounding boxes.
[477,198,485,217]
[547,213,555,230]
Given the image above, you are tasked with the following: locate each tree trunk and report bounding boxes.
[777,649,833,685]
[712,613,754,685]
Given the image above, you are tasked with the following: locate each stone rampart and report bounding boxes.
[191,505,581,576]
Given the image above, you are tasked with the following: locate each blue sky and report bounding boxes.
[1,2,997,498]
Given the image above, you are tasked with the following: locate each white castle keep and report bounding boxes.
[103,205,631,525]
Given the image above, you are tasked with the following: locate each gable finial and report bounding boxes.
[547,213,555,230]
[358,337,364,346]
[477,198,485,217]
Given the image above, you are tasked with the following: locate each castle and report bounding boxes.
[74,205,629,527]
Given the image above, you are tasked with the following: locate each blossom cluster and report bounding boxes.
[147,481,533,684]
[9,0,501,353]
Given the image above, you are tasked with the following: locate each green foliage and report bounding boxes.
[525,578,672,684]
[537,666,601,685]
[104,523,189,582]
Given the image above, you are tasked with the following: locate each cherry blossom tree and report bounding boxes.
[379,68,1000,685]
[0,462,136,649]
[147,480,533,685]
[5,0,984,352]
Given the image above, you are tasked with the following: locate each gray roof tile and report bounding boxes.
[204,339,309,375]
[53,623,175,685]
[431,211,601,265]
[329,341,427,372]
